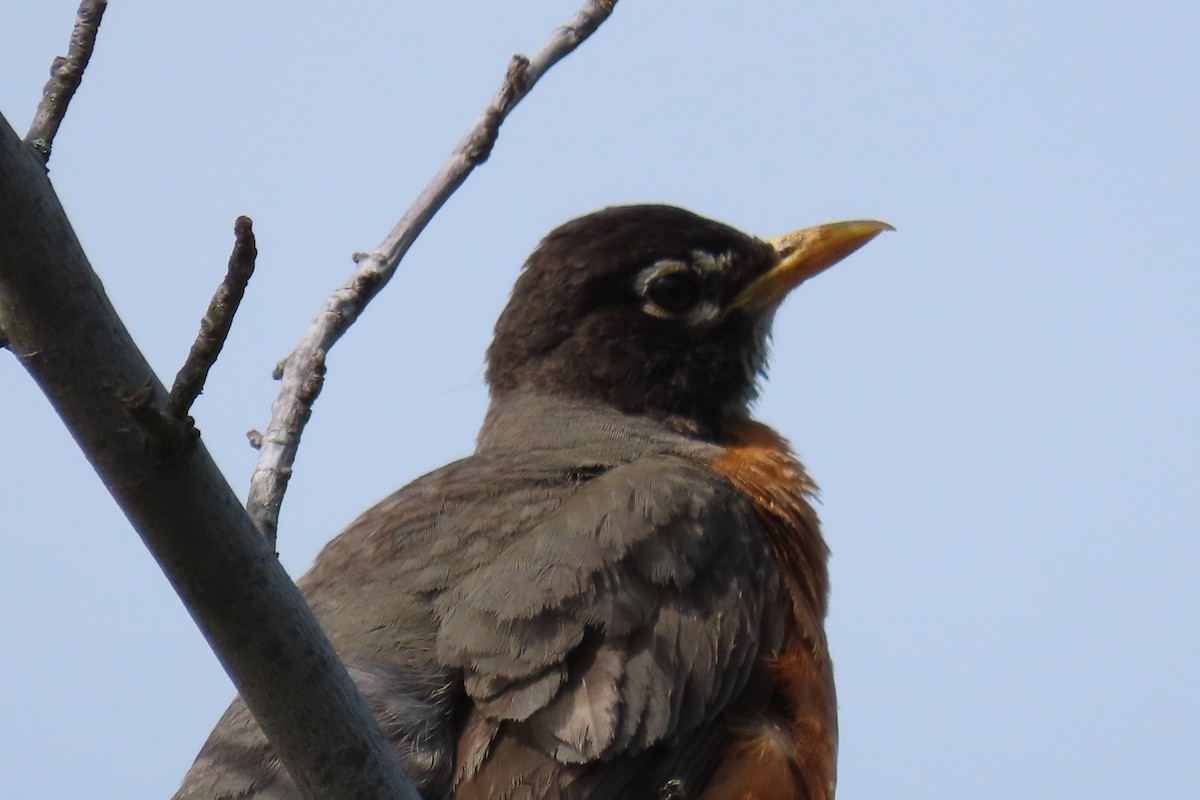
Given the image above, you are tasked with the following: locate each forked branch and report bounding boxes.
[246,0,619,546]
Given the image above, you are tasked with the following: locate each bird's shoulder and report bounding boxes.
[300,439,763,601]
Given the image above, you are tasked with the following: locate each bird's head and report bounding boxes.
[486,205,891,437]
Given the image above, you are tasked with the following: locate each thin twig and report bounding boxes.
[246,0,619,546]
[25,0,108,163]
[170,216,258,416]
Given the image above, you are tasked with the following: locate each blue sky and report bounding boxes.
[2,2,1196,797]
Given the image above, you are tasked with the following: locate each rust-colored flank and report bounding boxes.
[706,420,837,800]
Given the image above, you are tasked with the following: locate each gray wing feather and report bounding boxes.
[174,449,780,800]
[439,455,782,789]
[172,662,458,800]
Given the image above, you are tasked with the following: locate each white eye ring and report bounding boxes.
[635,260,695,318]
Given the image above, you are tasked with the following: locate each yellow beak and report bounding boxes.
[731,220,894,313]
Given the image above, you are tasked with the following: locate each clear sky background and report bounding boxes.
[2,2,1196,798]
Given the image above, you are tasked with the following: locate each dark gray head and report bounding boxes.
[486,205,890,436]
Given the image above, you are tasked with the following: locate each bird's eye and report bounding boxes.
[645,271,700,314]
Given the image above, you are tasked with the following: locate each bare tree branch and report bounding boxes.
[4,4,618,794]
[24,0,107,163]
[0,115,420,800]
[170,216,258,417]
[246,0,620,547]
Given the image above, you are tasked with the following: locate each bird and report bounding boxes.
[173,205,891,800]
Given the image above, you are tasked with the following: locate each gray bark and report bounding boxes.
[0,113,418,800]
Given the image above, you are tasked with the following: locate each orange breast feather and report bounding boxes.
[704,421,837,800]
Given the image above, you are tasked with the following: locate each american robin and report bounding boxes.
[174,205,891,800]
